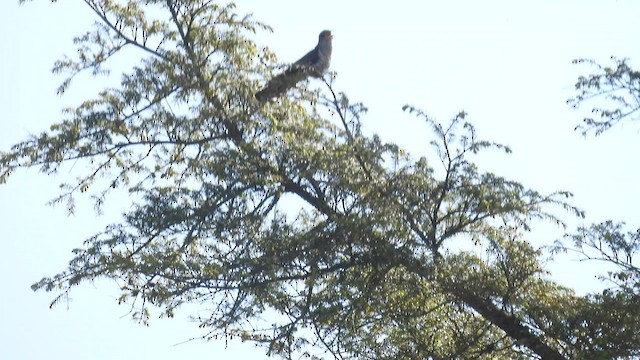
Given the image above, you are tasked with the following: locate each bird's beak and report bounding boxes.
[325,33,333,39]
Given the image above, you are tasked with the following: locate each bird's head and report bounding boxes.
[319,30,333,41]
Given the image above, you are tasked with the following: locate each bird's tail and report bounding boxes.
[255,67,311,102]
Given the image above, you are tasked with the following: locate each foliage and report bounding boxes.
[3,1,639,359]
[564,221,640,292]
[554,221,640,358]
[565,55,640,357]
[568,57,640,136]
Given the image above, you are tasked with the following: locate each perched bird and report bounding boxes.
[255,30,333,102]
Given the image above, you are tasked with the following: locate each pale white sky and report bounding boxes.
[1,1,639,359]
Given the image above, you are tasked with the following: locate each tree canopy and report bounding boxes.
[3,1,639,359]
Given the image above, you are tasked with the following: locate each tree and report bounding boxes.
[568,57,640,136]
[561,55,640,358]
[3,1,639,359]
[553,222,640,359]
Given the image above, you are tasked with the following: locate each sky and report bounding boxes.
[1,1,639,359]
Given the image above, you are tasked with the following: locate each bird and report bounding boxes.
[255,30,333,102]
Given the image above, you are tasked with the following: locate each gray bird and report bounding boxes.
[256,30,333,102]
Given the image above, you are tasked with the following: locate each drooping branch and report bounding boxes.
[568,57,640,135]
